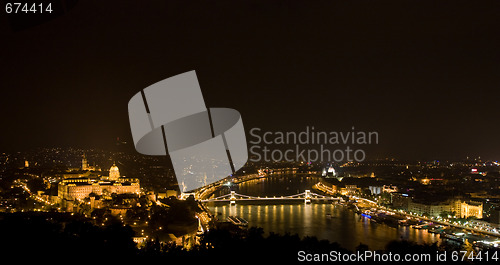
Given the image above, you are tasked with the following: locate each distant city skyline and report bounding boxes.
[4,1,500,261]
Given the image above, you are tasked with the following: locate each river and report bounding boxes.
[207,174,441,251]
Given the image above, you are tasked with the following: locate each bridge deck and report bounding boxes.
[198,190,339,203]
[201,198,338,202]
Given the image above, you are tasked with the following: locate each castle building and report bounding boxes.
[58,164,140,203]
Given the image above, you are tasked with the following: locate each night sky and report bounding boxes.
[1,0,500,161]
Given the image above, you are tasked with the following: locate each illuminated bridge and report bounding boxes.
[200,190,338,204]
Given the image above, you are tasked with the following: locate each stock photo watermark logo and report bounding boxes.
[128,71,248,192]
[248,126,379,163]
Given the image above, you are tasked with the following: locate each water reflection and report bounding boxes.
[208,175,441,250]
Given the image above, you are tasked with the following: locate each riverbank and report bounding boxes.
[312,181,500,250]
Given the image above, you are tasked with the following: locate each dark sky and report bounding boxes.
[1,0,500,161]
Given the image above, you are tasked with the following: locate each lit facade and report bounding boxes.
[408,201,453,217]
[408,199,483,218]
[82,155,89,171]
[58,165,140,201]
[109,164,120,181]
[458,201,483,219]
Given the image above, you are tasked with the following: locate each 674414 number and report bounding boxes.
[5,3,52,14]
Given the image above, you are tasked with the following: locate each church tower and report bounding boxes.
[82,155,89,171]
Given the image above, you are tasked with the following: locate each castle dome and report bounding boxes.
[109,164,120,180]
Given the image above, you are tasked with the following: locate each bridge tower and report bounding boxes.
[305,190,311,204]
[230,191,236,205]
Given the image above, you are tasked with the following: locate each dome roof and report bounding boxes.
[110,164,119,172]
[109,164,120,180]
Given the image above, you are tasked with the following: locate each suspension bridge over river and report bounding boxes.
[200,190,339,204]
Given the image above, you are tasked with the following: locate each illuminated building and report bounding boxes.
[59,171,92,179]
[369,186,382,195]
[325,165,343,181]
[109,164,120,181]
[408,201,454,217]
[157,190,178,199]
[82,155,89,171]
[458,200,483,219]
[420,178,430,185]
[58,177,140,201]
[133,237,147,246]
[382,185,398,193]
[408,198,483,218]
[345,185,359,194]
[58,164,140,208]
[327,166,336,176]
